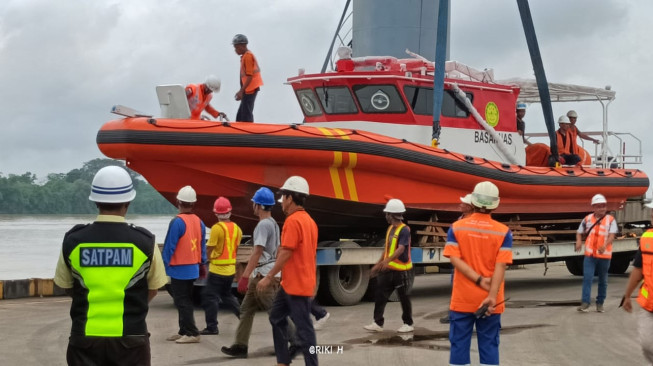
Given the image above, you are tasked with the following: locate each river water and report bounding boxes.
[0,214,173,280]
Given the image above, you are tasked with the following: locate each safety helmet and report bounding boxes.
[471,181,500,210]
[460,194,473,205]
[591,194,607,205]
[558,115,571,124]
[337,46,352,59]
[252,187,275,206]
[89,166,136,203]
[516,102,527,110]
[176,185,197,203]
[205,75,221,93]
[213,196,232,214]
[232,34,248,45]
[279,176,309,195]
[567,110,578,118]
[383,198,406,213]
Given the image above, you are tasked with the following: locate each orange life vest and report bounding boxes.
[210,222,242,266]
[186,84,213,120]
[240,51,263,94]
[383,223,412,271]
[170,214,202,265]
[556,128,578,155]
[637,230,653,311]
[582,213,615,259]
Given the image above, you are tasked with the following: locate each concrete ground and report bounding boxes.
[0,262,646,365]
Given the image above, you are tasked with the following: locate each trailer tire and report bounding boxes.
[608,255,632,274]
[388,268,415,302]
[565,257,584,276]
[317,241,370,306]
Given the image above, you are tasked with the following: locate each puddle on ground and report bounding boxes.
[506,300,581,308]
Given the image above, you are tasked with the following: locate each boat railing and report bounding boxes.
[525,130,643,169]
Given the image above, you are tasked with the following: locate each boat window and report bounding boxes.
[352,85,406,113]
[295,89,323,117]
[404,86,473,117]
[315,87,358,114]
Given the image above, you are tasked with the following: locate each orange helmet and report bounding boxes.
[213,196,232,214]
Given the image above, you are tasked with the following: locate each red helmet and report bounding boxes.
[213,196,232,214]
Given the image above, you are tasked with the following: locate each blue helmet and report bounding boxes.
[516,102,527,110]
[252,187,275,206]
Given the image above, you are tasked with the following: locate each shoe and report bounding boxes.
[175,335,200,344]
[397,324,414,333]
[363,322,383,332]
[221,344,248,358]
[288,345,299,360]
[200,328,219,335]
[577,303,590,312]
[596,304,605,313]
[439,314,450,324]
[166,333,182,341]
[314,312,330,330]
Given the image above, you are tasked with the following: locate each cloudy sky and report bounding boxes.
[1,0,651,196]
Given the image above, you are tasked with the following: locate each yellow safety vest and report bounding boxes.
[383,223,412,271]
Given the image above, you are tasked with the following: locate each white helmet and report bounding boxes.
[280,176,309,195]
[205,75,221,93]
[471,181,500,210]
[558,115,571,124]
[591,194,607,205]
[383,198,406,213]
[89,166,136,203]
[460,194,473,205]
[567,110,578,118]
[176,185,197,203]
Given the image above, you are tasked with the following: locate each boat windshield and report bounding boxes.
[403,86,472,118]
[315,86,358,114]
[352,85,406,113]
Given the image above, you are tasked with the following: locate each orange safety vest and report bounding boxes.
[637,230,653,311]
[582,213,615,259]
[240,51,263,94]
[170,214,202,265]
[186,84,213,120]
[556,128,578,155]
[210,222,242,266]
[383,223,412,271]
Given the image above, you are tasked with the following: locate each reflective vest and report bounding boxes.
[637,230,653,311]
[582,213,615,259]
[210,221,242,266]
[170,214,202,265]
[383,223,412,271]
[186,84,213,120]
[62,223,154,337]
[556,128,578,155]
[240,51,263,93]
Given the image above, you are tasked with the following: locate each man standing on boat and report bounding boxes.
[556,115,582,165]
[257,176,318,366]
[222,187,281,358]
[364,198,414,333]
[516,102,532,146]
[232,34,263,122]
[567,110,600,145]
[54,166,167,366]
[444,181,513,366]
[575,193,617,313]
[200,196,242,335]
[162,185,207,344]
[621,202,653,363]
[186,75,227,120]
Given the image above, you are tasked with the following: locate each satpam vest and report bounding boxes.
[383,223,412,271]
[170,214,203,265]
[210,222,242,266]
[637,230,653,311]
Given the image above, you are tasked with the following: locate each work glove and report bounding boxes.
[199,264,207,279]
[237,277,249,294]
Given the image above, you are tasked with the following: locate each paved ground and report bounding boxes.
[0,262,646,365]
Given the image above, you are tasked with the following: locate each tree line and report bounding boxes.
[0,159,176,214]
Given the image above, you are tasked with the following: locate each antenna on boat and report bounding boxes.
[431,0,450,148]
[321,0,352,73]
[516,0,559,167]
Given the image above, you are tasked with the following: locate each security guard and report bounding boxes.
[54,165,167,366]
[622,202,653,363]
[364,198,414,333]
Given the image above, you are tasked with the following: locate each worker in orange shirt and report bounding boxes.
[444,181,513,366]
[257,176,318,366]
[232,34,263,122]
[185,75,227,120]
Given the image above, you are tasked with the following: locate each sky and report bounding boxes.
[1,0,651,196]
